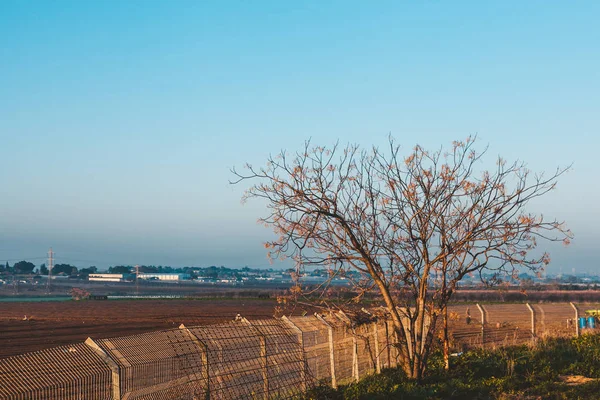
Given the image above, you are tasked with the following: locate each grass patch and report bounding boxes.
[304,334,600,399]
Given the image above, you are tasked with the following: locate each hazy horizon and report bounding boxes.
[1,1,598,272]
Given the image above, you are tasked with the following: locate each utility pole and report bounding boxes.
[46,248,54,295]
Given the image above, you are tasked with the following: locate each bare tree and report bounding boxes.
[231,136,572,380]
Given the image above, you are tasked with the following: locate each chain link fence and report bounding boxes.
[0,302,596,399]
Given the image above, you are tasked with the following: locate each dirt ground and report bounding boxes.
[0,299,278,359]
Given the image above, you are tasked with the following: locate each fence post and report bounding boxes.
[281,316,308,391]
[525,303,536,344]
[315,314,337,389]
[352,332,359,382]
[570,302,580,337]
[336,310,360,381]
[476,304,486,347]
[179,324,210,400]
[384,320,392,368]
[84,337,121,400]
[373,322,381,373]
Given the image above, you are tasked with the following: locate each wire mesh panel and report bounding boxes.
[2,304,589,399]
[354,323,377,379]
[389,320,403,369]
[447,304,484,350]
[185,319,307,399]
[187,321,267,399]
[0,342,112,400]
[374,320,393,369]
[97,328,207,400]
[535,303,576,338]
[483,304,533,348]
[287,316,332,384]
[248,319,310,399]
[327,316,354,385]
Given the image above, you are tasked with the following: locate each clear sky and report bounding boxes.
[0,1,598,272]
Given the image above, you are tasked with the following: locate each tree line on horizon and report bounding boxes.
[0,261,97,276]
[0,262,289,279]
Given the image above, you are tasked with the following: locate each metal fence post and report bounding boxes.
[570,302,580,337]
[476,304,486,347]
[384,320,392,368]
[352,333,359,382]
[525,303,536,344]
[315,314,337,389]
[335,311,360,381]
[335,311,359,381]
[84,337,121,400]
[373,322,381,374]
[179,324,210,400]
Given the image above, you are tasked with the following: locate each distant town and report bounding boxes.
[0,261,354,287]
[1,260,600,288]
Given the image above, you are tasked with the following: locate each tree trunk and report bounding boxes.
[370,271,434,381]
[369,272,414,376]
[443,305,449,371]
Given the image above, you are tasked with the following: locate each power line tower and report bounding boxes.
[46,248,54,295]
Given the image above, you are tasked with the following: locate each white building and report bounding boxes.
[89,273,133,282]
[139,273,191,281]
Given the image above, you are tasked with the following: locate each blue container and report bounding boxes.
[588,316,596,329]
[579,317,587,329]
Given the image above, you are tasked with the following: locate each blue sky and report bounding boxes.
[0,1,598,272]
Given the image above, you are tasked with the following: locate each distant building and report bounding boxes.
[139,273,191,281]
[89,273,133,282]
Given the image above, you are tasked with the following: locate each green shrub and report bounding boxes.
[303,334,600,400]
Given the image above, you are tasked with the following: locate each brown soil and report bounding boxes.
[0,299,278,358]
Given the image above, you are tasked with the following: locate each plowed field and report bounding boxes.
[0,299,277,358]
